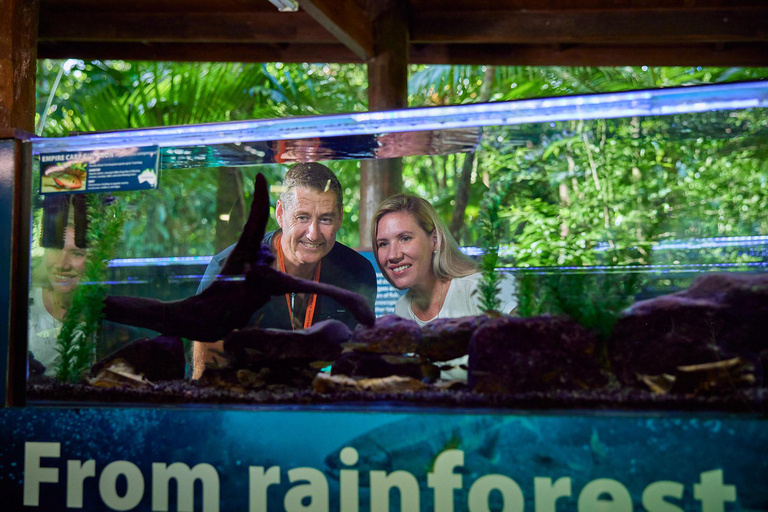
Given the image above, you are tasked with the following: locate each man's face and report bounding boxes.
[275,186,342,271]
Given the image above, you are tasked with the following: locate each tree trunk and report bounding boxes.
[449,66,496,241]
[214,167,246,253]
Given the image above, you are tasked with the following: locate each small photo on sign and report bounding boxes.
[41,160,88,193]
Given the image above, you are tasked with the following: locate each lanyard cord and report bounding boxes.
[274,232,321,330]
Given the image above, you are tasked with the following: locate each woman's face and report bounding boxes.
[375,211,436,290]
[44,227,87,295]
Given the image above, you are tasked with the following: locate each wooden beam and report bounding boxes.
[39,40,768,67]
[298,0,374,60]
[38,41,362,63]
[359,0,408,249]
[411,8,768,44]
[409,0,767,10]
[0,0,39,133]
[39,0,282,13]
[39,12,337,44]
[409,43,768,67]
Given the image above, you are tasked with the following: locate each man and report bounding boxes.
[192,162,377,377]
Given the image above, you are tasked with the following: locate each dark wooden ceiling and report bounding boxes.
[37,0,768,66]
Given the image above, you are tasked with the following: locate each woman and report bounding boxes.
[372,194,516,379]
[29,223,87,376]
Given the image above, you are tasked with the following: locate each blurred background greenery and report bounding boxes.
[35,61,768,270]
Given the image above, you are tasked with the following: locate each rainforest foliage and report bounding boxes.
[35,62,768,312]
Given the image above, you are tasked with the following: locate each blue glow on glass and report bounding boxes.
[30,81,768,154]
[108,256,213,267]
[593,235,768,252]
[497,262,766,273]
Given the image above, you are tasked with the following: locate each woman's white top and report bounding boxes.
[393,272,517,381]
[28,287,62,376]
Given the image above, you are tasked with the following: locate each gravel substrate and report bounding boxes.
[26,379,768,414]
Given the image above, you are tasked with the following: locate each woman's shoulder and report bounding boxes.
[452,272,484,289]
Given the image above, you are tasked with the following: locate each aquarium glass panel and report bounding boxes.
[25,82,768,409]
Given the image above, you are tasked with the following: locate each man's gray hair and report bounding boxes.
[279,162,343,214]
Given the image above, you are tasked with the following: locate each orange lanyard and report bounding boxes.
[274,232,321,330]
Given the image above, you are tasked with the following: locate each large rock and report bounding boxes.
[609,273,768,387]
[223,319,351,365]
[350,315,422,354]
[468,316,607,393]
[418,315,489,361]
[332,351,427,379]
[90,335,185,382]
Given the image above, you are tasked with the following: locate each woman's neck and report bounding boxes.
[409,276,450,321]
[42,288,71,321]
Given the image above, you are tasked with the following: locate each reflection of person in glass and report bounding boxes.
[193,162,377,378]
[28,224,87,376]
[372,195,516,380]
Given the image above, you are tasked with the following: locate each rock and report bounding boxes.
[350,315,422,354]
[468,316,607,393]
[223,319,351,365]
[418,315,489,361]
[609,273,768,387]
[313,373,428,394]
[89,359,154,389]
[332,351,428,379]
[28,351,46,377]
[91,335,185,382]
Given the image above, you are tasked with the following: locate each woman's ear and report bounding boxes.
[432,230,438,250]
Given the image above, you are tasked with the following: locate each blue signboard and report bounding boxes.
[39,146,159,194]
[1,407,766,511]
[359,250,405,317]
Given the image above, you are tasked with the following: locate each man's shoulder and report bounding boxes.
[327,241,373,269]
[324,242,376,290]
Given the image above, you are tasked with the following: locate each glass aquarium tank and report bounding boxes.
[23,80,768,411]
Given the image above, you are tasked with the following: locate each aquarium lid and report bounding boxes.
[29,80,768,155]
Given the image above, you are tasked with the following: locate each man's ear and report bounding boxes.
[275,199,284,229]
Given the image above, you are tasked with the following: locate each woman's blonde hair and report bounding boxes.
[371,194,477,287]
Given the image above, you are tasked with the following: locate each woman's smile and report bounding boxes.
[376,211,436,292]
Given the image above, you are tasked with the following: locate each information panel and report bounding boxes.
[40,146,159,194]
[1,407,766,511]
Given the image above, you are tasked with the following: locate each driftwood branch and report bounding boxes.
[104,173,375,342]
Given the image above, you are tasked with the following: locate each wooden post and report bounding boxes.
[1,0,38,405]
[0,0,39,133]
[359,0,408,249]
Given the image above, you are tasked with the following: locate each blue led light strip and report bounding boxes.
[497,262,767,273]
[591,235,768,252]
[108,256,213,267]
[30,81,768,154]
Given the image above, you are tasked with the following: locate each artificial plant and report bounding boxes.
[55,194,127,382]
[476,174,515,314]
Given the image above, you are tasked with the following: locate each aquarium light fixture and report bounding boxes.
[30,81,768,154]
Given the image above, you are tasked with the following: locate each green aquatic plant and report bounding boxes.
[476,174,516,313]
[56,194,127,383]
